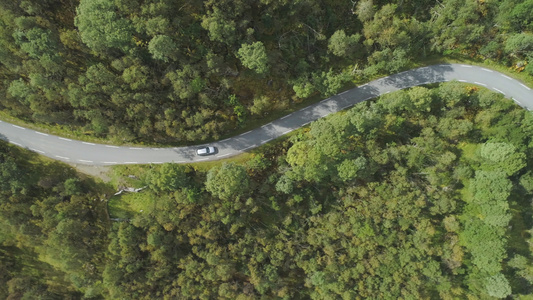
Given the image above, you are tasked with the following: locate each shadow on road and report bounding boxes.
[383,64,453,89]
[173,147,196,160]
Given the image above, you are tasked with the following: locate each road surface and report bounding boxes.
[0,64,532,165]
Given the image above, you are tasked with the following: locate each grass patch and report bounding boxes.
[108,191,155,219]
[108,164,149,189]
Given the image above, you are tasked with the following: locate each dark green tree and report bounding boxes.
[75,0,134,54]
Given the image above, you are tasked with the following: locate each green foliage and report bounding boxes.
[480,142,526,176]
[328,30,361,58]
[509,0,533,31]
[146,163,188,192]
[292,77,315,99]
[430,0,488,52]
[75,0,134,53]
[461,218,506,274]
[312,69,351,97]
[250,95,273,116]
[205,163,249,200]
[519,171,533,193]
[275,174,294,194]
[148,35,176,62]
[237,41,269,74]
[337,157,367,181]
[0,141,108,299]
[485,273,512,298]
[0,149,28,196]
[201,7,237,45]
[7,79,33,106]
[2,0,533,297]
[13,27,59,61]
[3,84,533,299]
[504,33,533,56]
[0,0,529,146]
[63,178,83,196]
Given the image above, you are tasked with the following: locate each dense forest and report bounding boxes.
[0,0,532,143]
[2,0,533,299]
[2,82,533,298]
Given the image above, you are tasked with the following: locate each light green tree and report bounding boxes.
[275,175,294,194]
[485,274,512,298]
[148,35,176,62]
[480,142,526,176]
[250,95,273,116]
[328,30,361,58]
[504,33,533,56]
[205,163,249,200]
[337,157,367,182]
[237,41,269,74]
[292,77,315,99]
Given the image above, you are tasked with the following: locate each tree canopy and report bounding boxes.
[1,0,531,144]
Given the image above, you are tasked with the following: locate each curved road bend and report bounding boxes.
[0,63,532,166]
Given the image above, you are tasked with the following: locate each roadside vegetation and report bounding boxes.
[2,83,533,298]
[1,0,532,145]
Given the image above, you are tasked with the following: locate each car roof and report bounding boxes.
[197,146,215,154]
[197,147,208,154]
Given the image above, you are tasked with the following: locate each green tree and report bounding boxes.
[286,141,329,182]
[328,30,361,58]
[12,27,59,59]
[292,77,315,99]
[237,42,269,74]
[509,0,533,31]
[250,95,273,116]
[63,178,83,196]
[356,0,376,23]
[485,273,512,298]
[7,79,34,105]
[148,35,176,62]
[275,175,294,194]
[0,148,28,195]
[75,0,134,53]
[461,219,506,274]
[205,163,249,200]
[408,86,433,113]
[201,7,237,45]
[504,33,533,57]
[166,65,205,101]
[470,170,512,206]
[337,157,367,182]
[430,0,487,52]
[147,163,188,192]
[480,142,526,176]
[379,90,413,114]
[312,70,350,97]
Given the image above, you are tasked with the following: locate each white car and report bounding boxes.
[196,146,218,156]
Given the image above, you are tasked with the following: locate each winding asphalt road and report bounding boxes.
[1,63,532,166]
